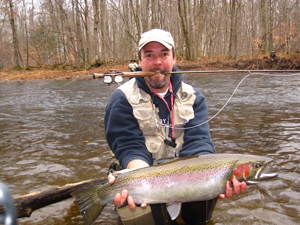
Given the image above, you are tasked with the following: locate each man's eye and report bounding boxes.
[162,52,169,57]
[145,54,152,58]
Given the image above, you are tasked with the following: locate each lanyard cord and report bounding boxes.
[151,82,175,139]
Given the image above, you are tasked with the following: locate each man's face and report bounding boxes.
[139,42,176,91]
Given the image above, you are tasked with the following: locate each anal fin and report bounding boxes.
[166,203,182,220]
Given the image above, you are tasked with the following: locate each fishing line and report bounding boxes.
[159,72,300,130]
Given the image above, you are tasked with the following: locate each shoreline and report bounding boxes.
[1,56,299,81]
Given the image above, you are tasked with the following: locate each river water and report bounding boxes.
[0,72,299,225]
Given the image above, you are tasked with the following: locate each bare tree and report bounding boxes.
[73,0,85,65]
[259,0,274,54]
[228,0,239,59]
[177,0,193,60]
[259,0,268,54]
[0,0,299,69]
[129,0,141,36]
[7,0,23,68]
[140,0,150,31]
[250,0,256,57]
[194,0,205,58]
[92,0,100,62]
[296,0,300,52]
[83,0,90,67]
[21,0,29,68]
[268,0,274,52]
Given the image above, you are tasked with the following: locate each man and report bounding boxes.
[104,29,246,225]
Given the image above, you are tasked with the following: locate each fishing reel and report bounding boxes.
[93,69,124,85]
[93,62,139,85]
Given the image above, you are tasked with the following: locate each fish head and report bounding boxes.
[232,155,277,184]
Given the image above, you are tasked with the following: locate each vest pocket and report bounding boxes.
[132,104,159,135]
[145,136,163,154]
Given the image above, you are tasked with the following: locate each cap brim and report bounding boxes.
[139,40,173,51]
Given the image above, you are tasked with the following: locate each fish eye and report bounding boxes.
[255,162,263,168]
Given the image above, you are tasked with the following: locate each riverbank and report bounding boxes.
[1,55,299,81]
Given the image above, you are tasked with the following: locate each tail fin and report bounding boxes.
[72,185,106,225]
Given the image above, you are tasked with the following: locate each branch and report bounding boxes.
[0,178,106,218]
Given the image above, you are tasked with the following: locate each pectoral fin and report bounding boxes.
[166,203,182,220]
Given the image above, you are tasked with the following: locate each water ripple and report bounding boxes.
[1,75,299,224]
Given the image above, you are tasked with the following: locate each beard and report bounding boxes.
[146,73,170,90]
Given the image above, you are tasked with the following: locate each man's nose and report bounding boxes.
[153,55,162,64]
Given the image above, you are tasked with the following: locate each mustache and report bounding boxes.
[149,69,167,74]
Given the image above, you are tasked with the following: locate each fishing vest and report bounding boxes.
[118,78,196,160]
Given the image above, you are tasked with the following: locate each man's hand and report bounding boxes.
[219,177,247,199]
[108,159,149,209]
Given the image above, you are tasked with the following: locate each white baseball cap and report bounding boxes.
[138,29,175,51]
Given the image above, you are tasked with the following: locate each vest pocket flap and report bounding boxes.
[132,106,159,135]
[132,107,153,120]
[145,136,163,153]
[177,104,195,122]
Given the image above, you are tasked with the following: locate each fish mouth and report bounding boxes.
[247,172,278,185]
[259,172,278,180]
[247,160,278,185]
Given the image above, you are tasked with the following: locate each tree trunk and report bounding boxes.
[56,1,68,63]
[22,0,29,68]
[228,0,238,59]
[74,0,86,65]
[177,0,192,60]
[151,0,159,27]
[83,0,90,68]
[260,0,268,54]
[296,0,300,52]
[195,0,205,58]
[92,0,100,62]
[129,0,141,37]
[8,0,23,68]
[268,0,273,53]
[100,0,108,60]
[46,0,60,65]
[250,0,255,57]
[140,0,150,31]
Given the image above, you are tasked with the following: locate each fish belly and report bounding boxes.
[125,168,228,204]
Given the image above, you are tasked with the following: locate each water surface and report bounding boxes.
[0,72,299,224]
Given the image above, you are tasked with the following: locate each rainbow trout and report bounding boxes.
[72,153,277,225]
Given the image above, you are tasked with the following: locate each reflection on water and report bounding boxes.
[0,73,299,225]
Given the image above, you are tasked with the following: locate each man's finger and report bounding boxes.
[241,181,247,193]
[113,193,121,206]
[120,190,128,206]
[108,173,116,184]
[218,193,225,199]
[127,195,136,209]
[141,203,147,208]
[226,180,233,198]
[113,190,128,207]
[232,177,241,195]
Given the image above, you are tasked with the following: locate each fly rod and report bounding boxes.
[92,69,300,84]
[166,69,300,74]
[93,69,300,78]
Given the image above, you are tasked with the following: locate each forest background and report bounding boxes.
[0,0,299,80]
